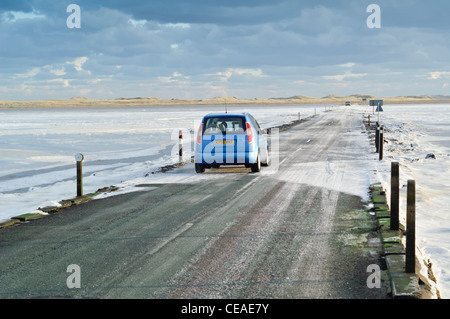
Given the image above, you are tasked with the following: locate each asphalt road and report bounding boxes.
[0,108,388,299]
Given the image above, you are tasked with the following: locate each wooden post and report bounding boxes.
[298,112,301,121]
[379,125,384,160]
[375,124,380,153]
[390,162,399,230]
[406,180,416,273]
[75,153,84,197]
[179,130,183,163]
[77,161,82,197]
[377,102,381,124]
[368,115,371,126]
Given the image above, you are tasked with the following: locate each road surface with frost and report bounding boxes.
[0,108,388,298]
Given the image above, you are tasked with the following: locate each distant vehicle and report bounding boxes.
[194,113,269,173]
[345,101,351,106]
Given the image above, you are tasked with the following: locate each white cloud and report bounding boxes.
[338,62,356,68]
[47,78,70,88]
[12,60,80,81]
[88,79,103,85]
[213,68,267,82]
[321,62,367,81]
[15,67,41,78]
[232,68,265,77]
[428,71,450,80]
[1,10,46,23]
[67,57,89,73]
[162,23,191,29]
[172,72,185,78]
[128,19,147,28]
[323,72,368,82]
[157,72,190,83]
[49,67,66,76]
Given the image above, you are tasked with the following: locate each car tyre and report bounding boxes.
[251,153,261,173]
[262,147,270,167]
[195,163,205,173]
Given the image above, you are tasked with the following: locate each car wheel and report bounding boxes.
[251,153,261,173]
[262,147,270,166]
[195,163,205,173]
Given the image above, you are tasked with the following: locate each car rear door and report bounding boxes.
[202,116,247,164]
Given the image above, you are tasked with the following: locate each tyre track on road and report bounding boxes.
[165,180,302,298]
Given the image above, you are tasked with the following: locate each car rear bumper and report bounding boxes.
[195,150,258,165]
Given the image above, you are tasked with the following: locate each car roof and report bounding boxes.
[204,112,248,118]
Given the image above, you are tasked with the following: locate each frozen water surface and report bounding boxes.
[0,104,319,217]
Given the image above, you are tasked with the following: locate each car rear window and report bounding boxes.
[203,116,246,135]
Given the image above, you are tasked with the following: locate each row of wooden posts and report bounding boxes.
[390,161,416,273]
[372,117,416,274]
[370,116,384,161]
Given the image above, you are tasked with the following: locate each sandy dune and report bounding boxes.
[1,94,449,109]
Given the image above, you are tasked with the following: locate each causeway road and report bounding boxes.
[0,108,387,299]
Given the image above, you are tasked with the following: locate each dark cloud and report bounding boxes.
[75,0,298,25]
[0,1,449,99]
[0,0,34,13]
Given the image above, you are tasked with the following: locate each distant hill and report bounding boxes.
[346,94,376,99]
[1,94,450,109]
[270,95,314,100]
[322,94,342,99]
[432,95,450,100]
[321,94,376,100]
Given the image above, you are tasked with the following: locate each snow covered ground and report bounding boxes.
[354,103,450,298]
[1,102,449,298]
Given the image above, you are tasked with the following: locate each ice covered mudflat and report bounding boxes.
[0,104,318,219]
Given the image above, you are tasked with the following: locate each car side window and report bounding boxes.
[255,119,262,133]
[248,115,261,134]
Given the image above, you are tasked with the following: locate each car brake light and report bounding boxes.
[197,123,203,144]
[246,122,254,143]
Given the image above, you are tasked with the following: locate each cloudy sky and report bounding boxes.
[1,0,449,100]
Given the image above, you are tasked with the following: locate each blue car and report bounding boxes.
[195,112,269,173]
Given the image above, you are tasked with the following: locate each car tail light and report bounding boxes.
[246,122,254,143]
[197,123,203,144]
